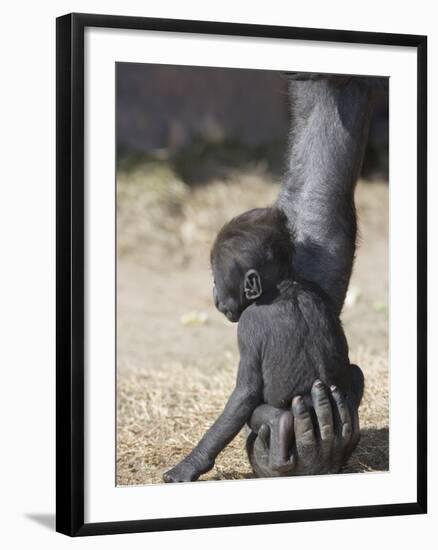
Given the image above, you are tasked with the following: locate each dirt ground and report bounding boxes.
[116,165,389,485]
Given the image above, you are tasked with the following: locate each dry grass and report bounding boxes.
[117,356,251,485]
[117,350,388,486]
[116,164,389,486]
[117,165,279,261]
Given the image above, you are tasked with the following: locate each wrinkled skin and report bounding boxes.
[247,367,363,477]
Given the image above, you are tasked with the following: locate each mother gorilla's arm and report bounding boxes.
[246,74,373,477]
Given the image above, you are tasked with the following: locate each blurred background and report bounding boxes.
[117,63,388,182]
[116,64,389,486]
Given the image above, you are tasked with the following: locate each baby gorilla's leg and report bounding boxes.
[246,404,294,477]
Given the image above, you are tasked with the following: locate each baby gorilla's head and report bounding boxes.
[210,207,293,322]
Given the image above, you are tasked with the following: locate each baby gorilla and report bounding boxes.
[163,207,359,482]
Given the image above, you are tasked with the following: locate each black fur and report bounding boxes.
[163,208,354,482]
[163,75,372,483]
[277,76,373,314]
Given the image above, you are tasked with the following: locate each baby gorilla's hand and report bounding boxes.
[163,460,199,483]
[163,454,214,483]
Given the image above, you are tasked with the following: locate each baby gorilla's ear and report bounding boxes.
[244,269,263,300]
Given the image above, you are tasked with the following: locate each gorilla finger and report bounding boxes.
[350,364,365,406]
[330,385,352,441]
[343,389,361,457]
[271,456,296,474]
[270,411,294,467]
[311,380,334,441]
[292,396,316,447]
[345,388,361,440]
[348,401,361,451]
[258,423,270,451]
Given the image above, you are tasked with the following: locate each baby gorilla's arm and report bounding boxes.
[163,385,261,482]
[163,316,263,483]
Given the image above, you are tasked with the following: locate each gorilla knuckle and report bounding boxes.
[300,428,315,446]
[320,425,334,441]
[342,422,352,440]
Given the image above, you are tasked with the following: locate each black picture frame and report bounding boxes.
[56,12,427,537]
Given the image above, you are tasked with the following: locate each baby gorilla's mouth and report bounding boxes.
[225,310,240,322]
[213,295,241,322]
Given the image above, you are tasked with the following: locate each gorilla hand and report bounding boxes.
[248,366,363,477]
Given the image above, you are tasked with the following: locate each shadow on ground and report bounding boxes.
[210,427,389,480]
[344,427,389,473]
